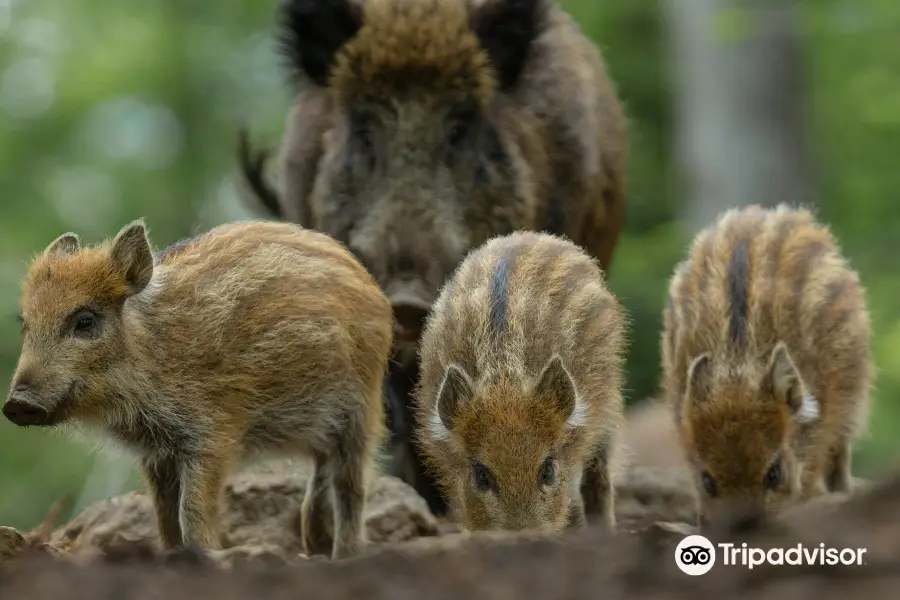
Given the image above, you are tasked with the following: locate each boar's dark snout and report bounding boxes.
[392,301,430,342]
[385,281,434,343]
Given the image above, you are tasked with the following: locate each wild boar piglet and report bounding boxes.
[4,219,393,560]
[415,231,626,532]
[662,204,871,525]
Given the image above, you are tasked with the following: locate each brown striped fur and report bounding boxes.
[414,231,626,532]
[661,204,871,525]
[240,0,628,517]
[4,220,392,560]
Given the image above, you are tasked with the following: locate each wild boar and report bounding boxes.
[414,231,626,531]
[3,219,392,559]
[238,0,629,516]
[661,204,872,525]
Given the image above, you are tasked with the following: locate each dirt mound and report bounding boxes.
[38,459,696,560]
[2,453,893,599]
[48,459,440,560]
[0,469,898,599]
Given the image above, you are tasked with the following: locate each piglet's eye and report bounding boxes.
[764,458,782,490]
[472,461,495,493]
[539,457,557,487]
[72,310,97,337]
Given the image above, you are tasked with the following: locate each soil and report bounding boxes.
[0,423,895,598]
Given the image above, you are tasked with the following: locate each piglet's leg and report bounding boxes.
[580,441,616,530]
[826,438,854,493]
[141,455,183,549]
[300,450,335,557]
[327,409,375,560]
[178,447,235,551]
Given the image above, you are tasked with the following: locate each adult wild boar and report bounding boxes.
[239,0,629,516]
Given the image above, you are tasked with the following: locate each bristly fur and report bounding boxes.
[331,0,497,107]
[6,219,393,561]
[414,231,627,533]
[661,204,872,526]
[240,0,630,518]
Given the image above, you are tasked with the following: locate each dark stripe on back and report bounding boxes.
[727,238,751,346]
[489,253,515,334]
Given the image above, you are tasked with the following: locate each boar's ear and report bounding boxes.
[45,233,81,257]
[536,354,583,428]
[434,364,474,434]
[110,219,154,296]
[767,342,819,424]
[276,0,363,88]
[471,0,547,91]
[684,352,712,411]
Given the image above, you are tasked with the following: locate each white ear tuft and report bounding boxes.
[794,393,820,424]
[566,397,588,429]
[427,406,452,442]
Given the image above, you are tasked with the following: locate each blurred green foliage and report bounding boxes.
[0,0,898,530]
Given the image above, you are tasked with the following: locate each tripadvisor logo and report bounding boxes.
[674,535,867,575]
[675,535,716,575]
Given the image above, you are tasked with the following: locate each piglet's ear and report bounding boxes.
[470,0,546,91]
[277,0,364,88]
[768,342,819,424]
[535,354,584,428]
[110,219,154,297]
[685,353,712,406]
[436,364,474,432]
[45,233,81,257]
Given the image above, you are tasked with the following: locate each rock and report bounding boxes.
[52,459,439,558]
[0,527,27,560]
[0,526,70,566]
[615,466,696,529]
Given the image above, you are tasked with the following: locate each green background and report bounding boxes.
[0,0,898,529]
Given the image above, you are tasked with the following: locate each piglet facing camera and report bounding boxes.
[415,231,626,533]
[661,204,872,525]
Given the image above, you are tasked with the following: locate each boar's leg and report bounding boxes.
[299,449,335,557]
[826,438,854,493]
[178,448,235,551]
[141,455,183,549]
[327,406,373,560]
[580,441,616,530]
[385,362,449,516]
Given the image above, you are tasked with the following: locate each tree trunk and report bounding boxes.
[663,0,817,233]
